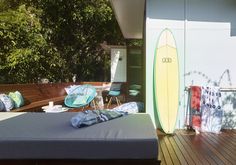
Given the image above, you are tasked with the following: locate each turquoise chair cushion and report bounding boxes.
[64,85,96,108]
[109,91,120,96]
[73,95,90,105]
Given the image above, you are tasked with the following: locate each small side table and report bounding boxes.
[93,86,104,109]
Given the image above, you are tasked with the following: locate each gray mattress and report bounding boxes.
[0,112,158,159]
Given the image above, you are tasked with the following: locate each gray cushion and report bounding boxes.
[0,112,158,160]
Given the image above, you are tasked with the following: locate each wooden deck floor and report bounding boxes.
[157,129,236,165]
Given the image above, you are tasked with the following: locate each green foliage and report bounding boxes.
[36,0,124,81]
[127,39,143,47]
[0,4,67,83]
[0,0,125,83]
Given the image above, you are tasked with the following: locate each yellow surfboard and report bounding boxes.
[154,29,179,134]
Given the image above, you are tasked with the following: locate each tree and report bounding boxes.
[36,0,125,81]
[0,4,67,83]
[0,0,125,83]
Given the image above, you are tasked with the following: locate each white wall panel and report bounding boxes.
[146,0,236,129]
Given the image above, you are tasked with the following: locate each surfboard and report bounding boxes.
[154,28,179,134]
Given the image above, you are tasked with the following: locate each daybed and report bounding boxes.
[0,112,158,164]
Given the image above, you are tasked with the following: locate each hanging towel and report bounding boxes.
[190,86,201,111]
[189,86,202,132]
[200,86,223,133]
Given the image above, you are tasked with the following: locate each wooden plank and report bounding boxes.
[200,132,236,164]
[211,131,236,149]
[157,129,236,165]
[221,130,236,143]
[207,132,236,156]
[163,136,181,165]
[197,133,231,164]
[159,136,174,165]
[172,134,195,164]
[181,131,218,164]
[167,135,188,165]
[175,131,206,164]
[157,130,167,165]
[158,140,166,165]
[179,130,217,164]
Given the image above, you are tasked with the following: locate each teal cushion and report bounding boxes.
[8,91,24,108]
[109,91,120,96]
[129,90,140,96]
[73,95,89,105]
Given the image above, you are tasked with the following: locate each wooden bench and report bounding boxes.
[0,83,79,112]
[0,82,128,112]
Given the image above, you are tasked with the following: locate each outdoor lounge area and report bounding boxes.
[1,0,236,164]
[0,82,236,165]
[0,82,235,165]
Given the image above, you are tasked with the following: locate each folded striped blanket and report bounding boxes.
[71,109,127,128]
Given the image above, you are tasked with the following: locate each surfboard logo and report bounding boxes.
[162,57,172,63]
